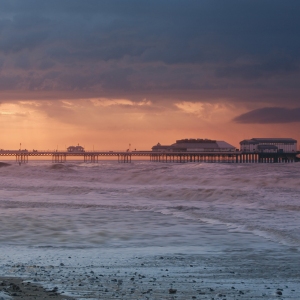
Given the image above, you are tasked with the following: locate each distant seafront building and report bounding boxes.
[67,145,85,152]
[240,138,297,153]
[150,137,298,163]
[152,139,235,152]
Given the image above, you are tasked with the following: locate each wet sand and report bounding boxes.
[0,247,299,299]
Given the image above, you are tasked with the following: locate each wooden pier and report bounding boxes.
[0,150,142,164]
[150,152,298,163]
[0,150,299,164]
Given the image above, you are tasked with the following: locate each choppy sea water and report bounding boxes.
[0,161,299,250]
[0,160,300,299]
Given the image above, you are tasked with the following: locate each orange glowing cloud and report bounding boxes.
[0,1,299,150]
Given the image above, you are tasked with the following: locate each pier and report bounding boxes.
[150,152,298,163]
[0,150,299,164]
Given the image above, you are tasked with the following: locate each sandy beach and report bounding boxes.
[0,244,299,299]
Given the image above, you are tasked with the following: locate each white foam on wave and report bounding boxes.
[156,205,300,249]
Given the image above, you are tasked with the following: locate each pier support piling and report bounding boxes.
[118,154,132,163]
[16,153,28,164]
[52,154,66,163]
[84,154,99,163]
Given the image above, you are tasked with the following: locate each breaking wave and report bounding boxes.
[0,160,299,249]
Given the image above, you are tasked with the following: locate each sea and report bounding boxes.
[0,160,299,299]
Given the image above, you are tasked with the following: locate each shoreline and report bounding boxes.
[0,247,299,299]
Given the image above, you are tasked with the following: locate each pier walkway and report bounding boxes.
[0,150,298,164]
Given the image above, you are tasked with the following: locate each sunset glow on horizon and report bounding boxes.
[0,1,300,151]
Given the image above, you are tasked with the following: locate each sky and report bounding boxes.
[0,0,300,150]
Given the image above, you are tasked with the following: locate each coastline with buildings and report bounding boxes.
[151,138,299,163]
[0,137,299,164]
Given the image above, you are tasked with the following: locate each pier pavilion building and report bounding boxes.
[152,139,236,152]
[67,145,85,152]
[240,138,297,153]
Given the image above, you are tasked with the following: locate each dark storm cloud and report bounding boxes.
[215,57,300,80]
[0,74,21,90]
[0,0,300,104]
[0,30,48,53]
[233,107,300,124]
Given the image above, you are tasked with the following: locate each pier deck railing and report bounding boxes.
[0,149,298,164]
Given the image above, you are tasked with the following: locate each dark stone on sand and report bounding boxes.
[169,288,177,294]
[10,282,21,291]
[1,277,73,300]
